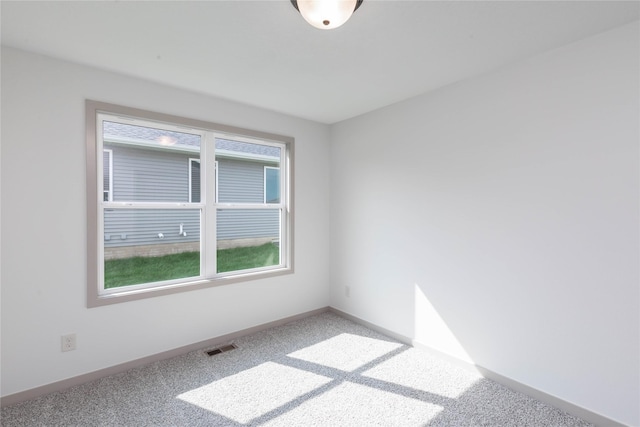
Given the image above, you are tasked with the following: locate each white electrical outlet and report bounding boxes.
[345,285,351,298]
[61,334,76,352]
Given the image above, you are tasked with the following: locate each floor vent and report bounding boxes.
[206,344,237,356]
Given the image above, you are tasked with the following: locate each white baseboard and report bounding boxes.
[0,306,330,407]
[2,305,630,427]
[329,307,628,427]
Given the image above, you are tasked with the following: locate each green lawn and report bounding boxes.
[104,243,279,289]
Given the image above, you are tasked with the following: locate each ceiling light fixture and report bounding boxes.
[291,0,363,30]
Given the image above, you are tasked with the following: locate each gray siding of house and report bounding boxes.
[218,159,264,203]
[217,158,279,240]
[104,147,279,249]
[103,149,112,201]
[109,145,191,203]
[104,209,200,248]
[217,210,279,240]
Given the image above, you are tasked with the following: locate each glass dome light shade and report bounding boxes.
[296,0,358,30]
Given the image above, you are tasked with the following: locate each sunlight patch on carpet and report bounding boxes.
[362,347,481,399]
[261,381,443,426]
[176,361,331,424]
[287,333,403,371]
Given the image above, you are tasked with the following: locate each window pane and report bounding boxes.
[217,208,280,273]
[103,121,201,203]
[216,138,280,203]
[103,208,200,288]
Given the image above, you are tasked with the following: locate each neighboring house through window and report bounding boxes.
[86,101,294,307]
[189,158,200,203]
[103,149,113,202]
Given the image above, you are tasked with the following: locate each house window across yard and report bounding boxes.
[189,159,200,203]
[103,149,112,202]
[86,101,293,307]
[265,166,280,204]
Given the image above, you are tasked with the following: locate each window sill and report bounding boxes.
[88,267,293,308]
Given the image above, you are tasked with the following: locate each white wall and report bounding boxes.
[330,22,639,426]
[0,47,331,397]
[2,20,639,425]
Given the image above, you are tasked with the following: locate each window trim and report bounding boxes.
[86,100,294,308]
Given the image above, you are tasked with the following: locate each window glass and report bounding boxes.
[216,209,281,273]
[102,121,201,203]
[103,208,201,289]
[216,138,280,204]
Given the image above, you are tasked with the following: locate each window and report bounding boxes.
[86,101,294,307]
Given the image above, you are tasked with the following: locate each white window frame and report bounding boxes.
[86,100,294,307]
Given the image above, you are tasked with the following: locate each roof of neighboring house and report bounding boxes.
[103,120,280,160]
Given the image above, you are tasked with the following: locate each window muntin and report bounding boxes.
[87,101,293,306]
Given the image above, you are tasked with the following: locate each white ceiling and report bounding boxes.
[2,1,638,124]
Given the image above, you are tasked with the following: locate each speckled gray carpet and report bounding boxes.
[1,312,592,427]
